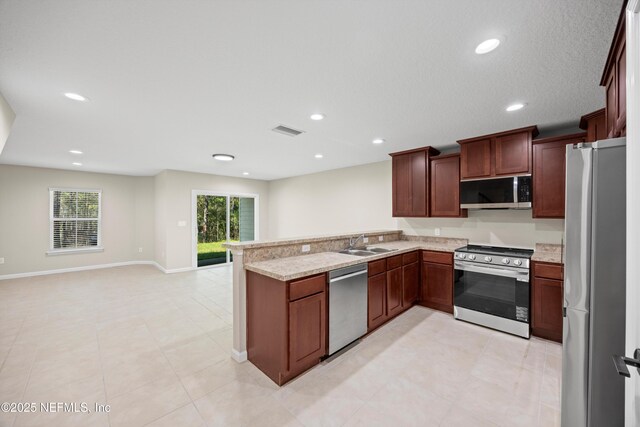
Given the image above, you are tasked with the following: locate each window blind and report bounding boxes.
[49,189,101,250]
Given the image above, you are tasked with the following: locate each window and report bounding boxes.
[49,188,102,254]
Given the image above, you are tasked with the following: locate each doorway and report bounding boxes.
[192,191,258,268]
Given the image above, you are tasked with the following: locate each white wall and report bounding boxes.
[0,165,155,276]
[154,170,269,271]
[398,211,564,249]
[268,161,396,239]
[0,92,16,155]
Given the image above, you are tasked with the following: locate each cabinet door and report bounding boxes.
[494,132,531,175]
[386,267,403,317]
[368,273,387,331]
[460,139,491,179]
[289,292,326,375]
[402,262,419,307]
[532,277,563,342]
[430,155,463,217]
[533,141,567,218]
[392,152,426,217]
[421,262,453,313]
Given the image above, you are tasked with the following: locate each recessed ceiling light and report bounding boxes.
[372,139,385,144]
[69,150,83,154]
[475,38,501,54]
[72,162,82,166]
[310,113,325,121]
[315,154,323,159]
[212,154,235,161]
[64,92,88,102]
[506,103,525,112]
[243,172,250,176]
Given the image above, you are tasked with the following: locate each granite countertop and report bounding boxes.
[244,240,464,281]
[224,229,400,250]
[531,243,563,264]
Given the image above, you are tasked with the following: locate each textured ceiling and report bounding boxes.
[0,0,623,179]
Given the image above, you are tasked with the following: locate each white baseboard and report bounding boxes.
[231,349,247,363]
[0,260,167,280]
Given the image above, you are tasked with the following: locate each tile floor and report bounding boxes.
[0,265,561,427]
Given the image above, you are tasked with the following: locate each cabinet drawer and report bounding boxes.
[387,254,403,270]
[368,259,387,277]
[422,250,452,265]
[289,274,325,301]
[533,262,563,280]
[402,251,418,265]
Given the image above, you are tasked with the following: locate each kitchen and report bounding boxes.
[0,1,638,426]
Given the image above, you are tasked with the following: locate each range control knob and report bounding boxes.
[502,258,510,264]
[468,254,476,261]
[513,259,522,266]
[484,256,492,262]
[457,253,466,259]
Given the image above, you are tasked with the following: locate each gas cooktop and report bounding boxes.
[454,245,534,268]
[456,245,534,258]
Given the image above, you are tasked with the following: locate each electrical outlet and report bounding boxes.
[301,244,311,253]
[363,237,369,243]
[0,257,4,264]
[435,228,441,236]
[138,248,143,253]
[378,236,384,242]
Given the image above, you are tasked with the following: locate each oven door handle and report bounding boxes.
[455,261,529,281]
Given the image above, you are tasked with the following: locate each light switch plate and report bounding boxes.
[435,228,441,236]
[138,248,143,253]
[378,236,384,242]
[302,244,311,253]
[0,257,4,264]
[363,237,369,243]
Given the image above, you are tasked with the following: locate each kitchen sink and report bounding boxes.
[365,247,398,253]
[338,249,377,256]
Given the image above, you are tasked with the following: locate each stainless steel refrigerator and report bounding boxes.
[561,137,626,426]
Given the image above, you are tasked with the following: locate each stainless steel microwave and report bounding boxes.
[460,175,532,209]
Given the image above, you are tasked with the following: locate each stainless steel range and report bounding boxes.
[453,245,534,338]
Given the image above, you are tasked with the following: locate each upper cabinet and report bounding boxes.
[457,126,539,180]
[532,133,587,218]
[390,146,439,217]
[430,154,467,218]
[579,109,607,142]
[601,2,627,138]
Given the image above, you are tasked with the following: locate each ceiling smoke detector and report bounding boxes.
[272,125,305,137]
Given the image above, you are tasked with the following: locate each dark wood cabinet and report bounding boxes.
[458,126,539,180]
[601,2,627,138]
[386,267,403,317]
[367,272,387,331]
[247,271,327,385]
[532,133,586,218]
[419,250,454,313]
[430,154,466,218]
[460,138,491,179]
[289,292,326,375]
[531,261,564,343]
[390,146,440,217]
[579,109,607,142]
[402,261,419,307]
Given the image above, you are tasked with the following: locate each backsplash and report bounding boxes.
[397,209,564,249]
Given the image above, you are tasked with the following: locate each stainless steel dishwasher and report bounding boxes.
[328,263,368,355]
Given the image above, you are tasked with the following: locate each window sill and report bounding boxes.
[46,247,104,256]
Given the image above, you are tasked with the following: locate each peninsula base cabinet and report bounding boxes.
[531,261,564,343]
[419,250,454,314]
[247,271,327,386]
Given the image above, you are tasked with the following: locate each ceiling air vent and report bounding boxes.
[272,125,304,137]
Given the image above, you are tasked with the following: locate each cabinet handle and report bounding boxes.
[612,348,640,378]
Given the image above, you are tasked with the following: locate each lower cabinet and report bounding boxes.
[386,267,403,317]
[420,251,454,313]
[247,271,327,385]
[531,261,564,343]
[402,261,419,307]
[367,271,387,331]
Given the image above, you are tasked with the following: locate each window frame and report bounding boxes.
[47,187,103,255]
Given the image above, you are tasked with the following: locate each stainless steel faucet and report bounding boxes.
[348,234,365,250]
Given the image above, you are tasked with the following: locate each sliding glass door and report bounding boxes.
[195,193,257,267]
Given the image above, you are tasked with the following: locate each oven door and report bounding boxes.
[454,261,530,323]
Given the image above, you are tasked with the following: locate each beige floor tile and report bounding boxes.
[439,407,498,427]
[179,358,256,400]
[279,391,364,427]
[107,374,190,427]
[538,403,561,427]
[162,335,228,377]
[145,403,205,427]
